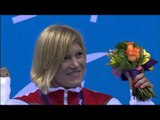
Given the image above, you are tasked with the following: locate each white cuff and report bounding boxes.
[129,89,155,105]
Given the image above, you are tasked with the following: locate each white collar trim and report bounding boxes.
[47,81,85,93]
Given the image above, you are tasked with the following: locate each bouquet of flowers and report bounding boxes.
[106,41,158,101]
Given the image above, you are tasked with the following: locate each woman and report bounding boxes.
[0,25,154,105]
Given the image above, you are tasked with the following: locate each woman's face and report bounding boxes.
[53,42,86,88]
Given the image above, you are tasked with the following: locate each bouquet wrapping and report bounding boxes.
[106,41,158,101]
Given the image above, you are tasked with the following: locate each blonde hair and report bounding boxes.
[30,25,86,94]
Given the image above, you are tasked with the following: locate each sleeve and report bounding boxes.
[0,77,28,105]
[129,89,155,105]
[0,77,11,105]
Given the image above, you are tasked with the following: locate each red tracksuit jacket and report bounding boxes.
[15,88,112,105]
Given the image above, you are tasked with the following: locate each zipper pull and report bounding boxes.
[64,90,68,105]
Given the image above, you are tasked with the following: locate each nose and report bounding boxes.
[70,57,79,68]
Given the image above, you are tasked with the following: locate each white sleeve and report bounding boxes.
[0,77,29,105]
[129,89,155,105]
[106,97,122,105]
[0,77,11,105]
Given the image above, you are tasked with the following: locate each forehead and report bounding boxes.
[67,42,83,52]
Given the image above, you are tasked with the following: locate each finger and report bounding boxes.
[134,77,147,88]
[134,73,145,83]
[140,82,153,89]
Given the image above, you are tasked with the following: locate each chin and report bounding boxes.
[69,80,82,88]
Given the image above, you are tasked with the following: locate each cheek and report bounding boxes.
[56,68,66,77]
[54,66,67,78]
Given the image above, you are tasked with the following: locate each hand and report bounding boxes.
[124,72,153,90]
[0,67,10,77]
[133,73,153,89]
[124,66,155,101]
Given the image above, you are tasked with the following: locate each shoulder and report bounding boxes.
[13,89,42,104]
[6,99,28,105]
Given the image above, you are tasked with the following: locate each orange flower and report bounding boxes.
[125,42,141,62]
